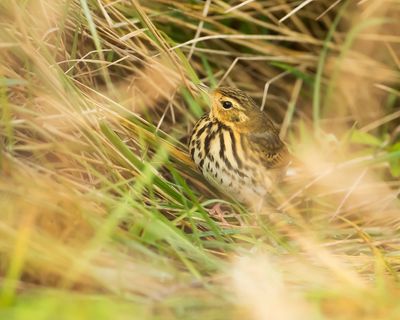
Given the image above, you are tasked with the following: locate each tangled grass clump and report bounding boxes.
[0,1,399,319]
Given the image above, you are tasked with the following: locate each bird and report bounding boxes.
[189,86,290,207]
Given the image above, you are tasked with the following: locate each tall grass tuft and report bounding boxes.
[0,0,399,319]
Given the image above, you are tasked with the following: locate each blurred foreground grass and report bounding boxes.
[0,0,400,319]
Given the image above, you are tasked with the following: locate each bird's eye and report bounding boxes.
[222,101,233,109]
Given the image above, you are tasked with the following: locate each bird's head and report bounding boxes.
[210,87,262,131]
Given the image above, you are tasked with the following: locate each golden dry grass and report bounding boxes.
[0,0,399,319]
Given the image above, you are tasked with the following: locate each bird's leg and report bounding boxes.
[208,203,229,225]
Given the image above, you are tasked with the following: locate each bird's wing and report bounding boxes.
[248,130,290,169]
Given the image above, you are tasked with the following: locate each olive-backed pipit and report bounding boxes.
[189,87,289,205]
